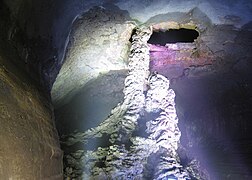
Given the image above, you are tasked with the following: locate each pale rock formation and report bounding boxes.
[52,7,135,107]
[145,73,190,179]
[62,26,206,180]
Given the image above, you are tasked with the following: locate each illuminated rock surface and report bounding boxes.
[0,0,252,179]
[62,26,152,179]
[1,0,252,90]
[61,27,208,179]
[55,5,252,179]
[116,0,252,28]
[50,0,252,107]
[51,7,135,107]
[145,74,190,180]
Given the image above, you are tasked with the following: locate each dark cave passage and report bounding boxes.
[148,28,199,45]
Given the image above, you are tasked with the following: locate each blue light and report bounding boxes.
[167,178,177,180]
[164,176,177,180]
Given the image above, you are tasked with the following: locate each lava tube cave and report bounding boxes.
[0,0,252,180]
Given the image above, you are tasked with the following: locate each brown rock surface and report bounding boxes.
[0,55,63,179]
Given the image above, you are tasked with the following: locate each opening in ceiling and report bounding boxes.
[148,28,199,45]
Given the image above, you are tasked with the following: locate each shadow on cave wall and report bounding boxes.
[171,22,252,179]
[55,70,127,135]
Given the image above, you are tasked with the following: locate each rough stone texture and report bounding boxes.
[0,0,59,90]
[0,1,64,179]
[1,0,252,179]
[61,26,152,179]
[0,54,63,179]
[149,20,252,179]
[1,0,252,91]
[116,0,252,28]
[51,7,135,107]
[145,74,190,180]
[60,27,207,179]
[54,3,252,179]
[50,1,252,106]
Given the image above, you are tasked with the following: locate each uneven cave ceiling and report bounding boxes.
[50,1,252,107]
[2,0,252,92]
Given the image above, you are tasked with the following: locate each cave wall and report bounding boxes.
[147,16,252,178]
[51,6,134,106]
[49,1,252,179]
[0,0,56,90]
[0,0,252,179]
[0,1,63,178]
[0,53,63,179]
[1,0,129,91]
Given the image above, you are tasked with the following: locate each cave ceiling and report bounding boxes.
[49,1,252,107]
[2,0,252,95]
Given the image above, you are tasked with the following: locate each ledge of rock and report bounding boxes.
[51,6,135,107]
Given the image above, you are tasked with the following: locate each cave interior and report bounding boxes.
[0,0,252,179]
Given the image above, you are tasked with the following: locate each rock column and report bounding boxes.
[145,73,189,179]
[62,27,206,180]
